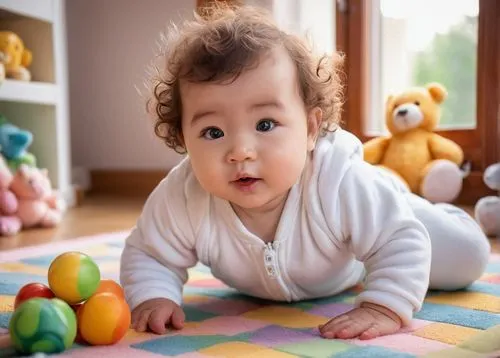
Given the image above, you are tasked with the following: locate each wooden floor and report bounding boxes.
[0,195,498,253]
[0,195,144,251]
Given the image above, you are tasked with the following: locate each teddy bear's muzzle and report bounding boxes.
[393,104,423,131]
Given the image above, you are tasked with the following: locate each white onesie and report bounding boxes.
[120,129,439,325]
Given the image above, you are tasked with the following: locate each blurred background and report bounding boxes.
[0,0,497,209]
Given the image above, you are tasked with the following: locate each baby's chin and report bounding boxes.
[226,192,290,213]
[229,199,272,211]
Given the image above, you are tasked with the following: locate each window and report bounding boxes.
[369,0,478,134]
[198,0,336,55]
[337,0,499,204]
[284,0,335,55]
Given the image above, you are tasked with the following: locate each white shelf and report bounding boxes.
[0,79,58,105]
[0,0,73,206]
[0,0,53,23]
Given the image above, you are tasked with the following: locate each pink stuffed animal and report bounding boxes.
[10,164,65,229]
[0,155,21,236]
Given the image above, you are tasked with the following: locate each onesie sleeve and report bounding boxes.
[336,161,432,325]
[120,165,198,311]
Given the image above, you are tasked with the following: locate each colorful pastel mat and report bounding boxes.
[0,232,500,357]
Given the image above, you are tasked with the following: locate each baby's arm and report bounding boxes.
[120,177,197,334]
[320,161,431,339]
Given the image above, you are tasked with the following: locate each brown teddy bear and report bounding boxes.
[363,83,466,203]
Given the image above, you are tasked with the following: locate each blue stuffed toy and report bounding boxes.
[0,114,36,171]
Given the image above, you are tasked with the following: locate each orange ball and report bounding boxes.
[94,279,125,300]
[77,292,130,345]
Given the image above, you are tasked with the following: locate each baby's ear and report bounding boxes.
[307,107,322,151]
[176,131,186,150]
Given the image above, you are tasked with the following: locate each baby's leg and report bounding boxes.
[407,194,491,290]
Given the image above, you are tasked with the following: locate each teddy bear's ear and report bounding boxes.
[18,164,29,177]
[385,95,394,107]
[426,82,448,103]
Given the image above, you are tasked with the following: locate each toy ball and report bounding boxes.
[94,279,125,299]
[14,282,55,309]
[68,303,87,344]
[50,298,78,343]
[9,297,77,354]
[48,251,101,304]
[70,302,83,313]
[77,292,131,345]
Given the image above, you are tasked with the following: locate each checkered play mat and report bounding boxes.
[0,231,500,357]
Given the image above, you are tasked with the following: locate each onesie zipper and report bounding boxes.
[264,242,280,278]
[263,241,292,300]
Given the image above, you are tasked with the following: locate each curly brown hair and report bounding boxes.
[148,2,345,154]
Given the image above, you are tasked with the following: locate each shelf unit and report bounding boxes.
[0,0,73,205]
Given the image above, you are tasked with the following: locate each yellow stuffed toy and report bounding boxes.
[0,31,32,81]
[363,83,466,203]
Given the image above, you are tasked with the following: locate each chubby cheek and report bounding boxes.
[182,132,223,192]
[262,136,308,185]
[189,150,226,193]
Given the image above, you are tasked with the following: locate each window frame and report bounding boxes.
[336,0,499,205]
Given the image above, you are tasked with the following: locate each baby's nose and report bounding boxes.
[227,143,257,163]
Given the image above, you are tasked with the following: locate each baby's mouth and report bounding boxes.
[232,177,261,187]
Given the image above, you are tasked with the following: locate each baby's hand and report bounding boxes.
[131,298,185,334]
[318,302,402,340]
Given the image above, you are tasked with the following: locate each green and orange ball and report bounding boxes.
[48,252,101,304]
[9,297,77,354]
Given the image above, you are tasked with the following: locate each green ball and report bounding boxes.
[9,297,77,354]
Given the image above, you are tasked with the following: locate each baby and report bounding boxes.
[120,4,491,340]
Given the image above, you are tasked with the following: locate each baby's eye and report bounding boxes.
[256,119,277,132]
[201,127,224,140]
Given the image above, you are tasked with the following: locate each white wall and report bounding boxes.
[67,0,194,170]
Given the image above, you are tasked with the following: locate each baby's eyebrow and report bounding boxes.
[250,100,284,110]
[191,110,217,126]
[190,100,284,126]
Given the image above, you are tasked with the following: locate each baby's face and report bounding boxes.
[180,47,320,211]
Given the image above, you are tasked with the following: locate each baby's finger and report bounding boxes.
[359,324,380,340]
[319,314,350,334]
[320,318,353,339]
[148,306,175,334]
[171,306,185,330]
[359,321,398,340]
[136,309,153,332]
[131,308,144,328]
[334,319,371,339]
